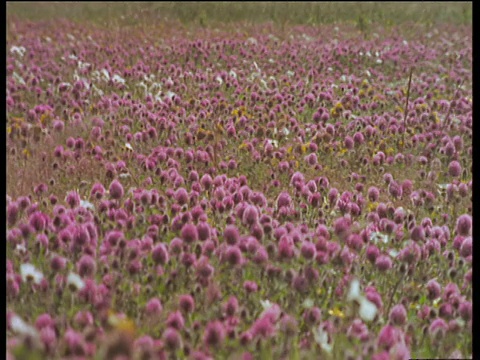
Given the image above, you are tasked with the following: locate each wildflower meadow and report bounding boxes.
[6,3,472,359]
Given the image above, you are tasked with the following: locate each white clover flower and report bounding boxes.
[369,231,390,244]
[20,263,44,284]
[215,76,223,85]
[302,298,314,308]
[12,72,26,85]
[112,74,125,84]
[80,200,95,211]
[313,326,333,353]
[150,82,162,92]
[346,278,378,322]
[359,297,377,322]
[166,91,176,100]
[388,249,399,258]
[347,279,361,302]
[10,46,26,57]
[15,244,27,255]
[260,299,273,311]
[67,272,85,291]
[286,70,295,77]
[101,69,110,81]
[11,315,38,338]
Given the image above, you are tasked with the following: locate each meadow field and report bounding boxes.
[6,2,472,359]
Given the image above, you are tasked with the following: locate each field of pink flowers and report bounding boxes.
[6,16,472,360]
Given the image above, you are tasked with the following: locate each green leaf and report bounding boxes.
[260,341,273,360]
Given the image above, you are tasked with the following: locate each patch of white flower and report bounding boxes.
[10,46,27,57]
[101,69,110,81]
[388,249,399,258]
[347,278,378,322]
[266,139,279,148]
[313,326,333,353]
[12,72,26,85]
[347,279,361,302]
[80,200,95,211]
[20,263,44,284]
[67,272,85,291]
[303,298,314,308]
[359,298,378,322]
[370,231,390,244]
[11,315,38,338]
[112,74,126,84]
[260,299,273,311]
[15,244,27,255]
[77,60,91,70]
[166,91,176,100]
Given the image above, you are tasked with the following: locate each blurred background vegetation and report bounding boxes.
[7,2,472,29]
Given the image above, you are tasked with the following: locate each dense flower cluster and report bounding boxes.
[6,15,471,359]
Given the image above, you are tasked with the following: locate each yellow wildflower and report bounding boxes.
[108,310,136,336]
[328,307,345,319]
[367,202,378,212]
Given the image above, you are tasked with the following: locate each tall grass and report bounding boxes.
[7,2,472,28]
